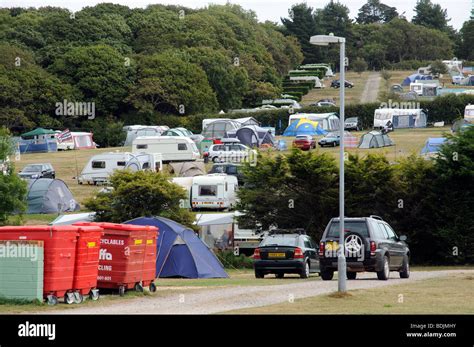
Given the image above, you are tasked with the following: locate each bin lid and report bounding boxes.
[0,225,102,233]
[74,222,158,232]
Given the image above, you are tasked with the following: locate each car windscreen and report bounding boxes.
[326,221,369,238]
[210,165,226,173]
[260,235,298,247]
[295,136,309,140]
[346,117,357,122]
[23,165,42,172]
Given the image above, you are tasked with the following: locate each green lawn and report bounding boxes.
[225,272,474,314]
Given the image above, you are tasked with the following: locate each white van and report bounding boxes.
[132,136,200,162]
[191,174,238,211]
[171,176,194,208]
[78,152,162,185]
[373,108,427,129]
[464,105,474,123]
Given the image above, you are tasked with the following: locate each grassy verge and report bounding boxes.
[225,272,474,314]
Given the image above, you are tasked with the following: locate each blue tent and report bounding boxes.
[124,216,228,278]
[402,74,433,86]
[283,118,327,136]
[421,137,446,154]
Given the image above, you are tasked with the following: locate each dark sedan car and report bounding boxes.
[331,80,354,88]
[253,229,319,278]
[19,163,55,179]
[318,132,340,147]
[209,163,244,184]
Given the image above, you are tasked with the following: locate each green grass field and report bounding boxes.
[226,272,474,314]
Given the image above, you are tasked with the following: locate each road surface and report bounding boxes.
[47,270,472,314]
[361,72,382,103]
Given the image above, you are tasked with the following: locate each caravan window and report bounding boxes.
[136,144,147,149]
[178,143,188,151]
[92,161,105,169]
[199,185,217,196]
[117,161,126,166]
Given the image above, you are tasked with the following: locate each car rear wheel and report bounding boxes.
[275,273,284,279]
[320,269,334,281]
[347,271,357,280]
[300,261,310,279]
[399,255,410,279]
[377,256,390,280]
[255,270,264,279]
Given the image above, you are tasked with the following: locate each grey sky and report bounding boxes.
[1,0,471,29]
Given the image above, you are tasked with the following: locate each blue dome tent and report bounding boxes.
[421,137,446,155]
[283,118,327,136]
[124,216,228,278]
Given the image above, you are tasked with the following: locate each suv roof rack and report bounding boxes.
[369,215,384,221]
[269,228,306,235]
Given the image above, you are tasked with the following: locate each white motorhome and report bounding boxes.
[78,152,162,185]
[132,136,200,162]
[171,176,194,208]
[191,174,238,211]
[374,108,427,129]
[465,104,474,123]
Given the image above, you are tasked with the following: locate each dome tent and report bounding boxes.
[26,178,80,214]
[226,125,275,147]
[283,118,327,136]
[358,131,394,149]
[202,119,241,139]
[125,216,228,278]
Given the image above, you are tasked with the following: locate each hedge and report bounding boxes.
[123,94,474,135]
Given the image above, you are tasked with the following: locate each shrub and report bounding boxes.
[216,250,254,269]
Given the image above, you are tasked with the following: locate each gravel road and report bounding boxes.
[360,72,382,103]
[48,270,472,315]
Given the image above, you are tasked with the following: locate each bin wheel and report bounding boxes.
[149,282,157,293]
[119,286,126,297]
[89,290,100,301]
[65,293,75,305]
[47,295,58,306]
[73,292,84,304]
[134,283,144,292]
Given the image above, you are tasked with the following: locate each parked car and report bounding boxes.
[318,132,340,147]
[310,101,337,107]
[331,80,354,88]
[253,229,319,278]
[209,163,244,184]
[344,117,362,131]
[319,215,410,281]
[292,135,316,150]
[19,163,55,179]
[205,143,256,163]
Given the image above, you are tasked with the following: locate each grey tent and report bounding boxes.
[461,76,474,86]
[168,162,206,177]
[202,119,241,139]
[124,126,168,146]
[358,131,394,149]
[226,125,275,147]
[26,179,80,214]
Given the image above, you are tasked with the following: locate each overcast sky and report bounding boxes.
[1,0,471,29]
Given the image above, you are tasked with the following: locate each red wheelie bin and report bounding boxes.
[74,222,158,296]
[71,226,103,303]
[0,225,79,305]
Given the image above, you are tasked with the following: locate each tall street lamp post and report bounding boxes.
[310,33,347,292]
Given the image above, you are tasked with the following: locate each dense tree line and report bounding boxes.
[0,3,303,134]
[281,0,472,69]
[237,127,474,265]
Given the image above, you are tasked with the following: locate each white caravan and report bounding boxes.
[373,108,427,129]
[191,174,238,211]
[78,152,162,185]
[465,105,474,123]
[132,136,200,162]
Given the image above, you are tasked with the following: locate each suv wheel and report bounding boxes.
[275,273,284,279]
[320,269,334,281]
[377,256,390,280]
[212,157,219,163]
[300,261,310,279]
[255,270,264,279]
[399,255,410,279]
[347,271,357,280]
